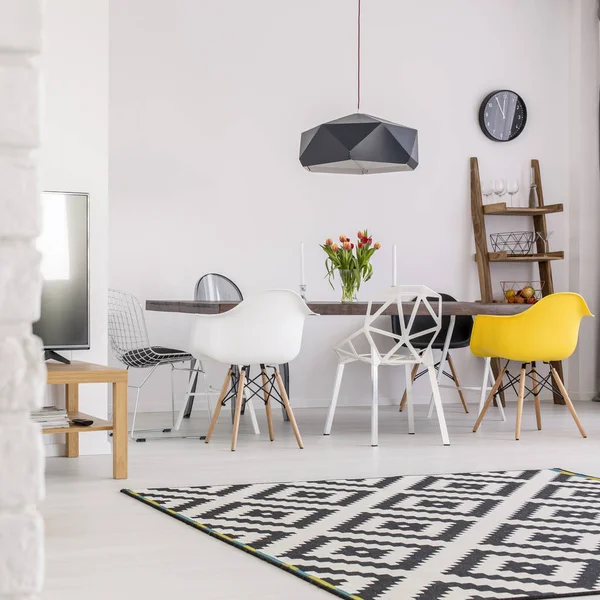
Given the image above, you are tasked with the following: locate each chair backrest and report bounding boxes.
[108,289,150,362]
[470,292,593,362]
[194,273,243,302]
[190,290,313,365]
[391,292,473,347]
[336,286,442,366]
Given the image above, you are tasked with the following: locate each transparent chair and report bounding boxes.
[180,273,290,423]
[108,289,210,441]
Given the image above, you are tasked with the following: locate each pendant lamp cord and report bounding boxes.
[357,0,361,111]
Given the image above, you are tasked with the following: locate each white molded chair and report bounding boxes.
[324,286,450,446]
[189,290,314,451]
[175,273,261,435]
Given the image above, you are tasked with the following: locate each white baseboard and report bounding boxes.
[44,437,111,457]
[44,443,66,457]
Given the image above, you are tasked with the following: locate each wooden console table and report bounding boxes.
[45,361,128,480]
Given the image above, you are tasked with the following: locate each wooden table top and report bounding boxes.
[146,299,530,317]
[46,360,128,384]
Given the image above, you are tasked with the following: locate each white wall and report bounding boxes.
[0,0,45,595]
[568,0,600,400]
[41,0,110,454]
[109,0,599,412]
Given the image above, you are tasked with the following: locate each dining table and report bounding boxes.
[146,299,529,317]
[146,299,531,422]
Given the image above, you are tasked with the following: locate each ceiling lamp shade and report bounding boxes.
[299,0,419,175]
[299,113,419,174]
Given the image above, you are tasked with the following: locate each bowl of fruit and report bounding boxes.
[500,281,544,304]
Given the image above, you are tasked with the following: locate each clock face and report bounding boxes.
[479,90,527,142]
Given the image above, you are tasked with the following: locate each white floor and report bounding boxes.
[43,401,600,599]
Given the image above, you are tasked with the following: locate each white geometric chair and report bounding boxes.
[188,290,314,451]
[324,286,450,446]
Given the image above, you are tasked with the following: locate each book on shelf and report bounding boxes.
[31,406,70,429]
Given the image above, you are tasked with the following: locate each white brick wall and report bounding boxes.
[0,0,44,597]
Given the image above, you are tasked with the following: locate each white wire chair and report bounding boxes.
[324,285,450,446]
[108,289,210,441]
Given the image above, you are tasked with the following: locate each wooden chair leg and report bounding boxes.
[274,369,303,449]
[447,353,469,414]
[531,363,542,431]
[515,365,527,440]
[473,367,506,432]
[551,368,587,438]
[231,368,246,451]
[261,367,275,441]
[205,370,232,443]
[400,363,418,412]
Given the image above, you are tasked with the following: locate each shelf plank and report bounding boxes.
[41,411,113,435]
[483,202,563,216]
[488,251,564,262]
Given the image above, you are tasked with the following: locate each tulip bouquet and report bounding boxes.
[321,231,381,302]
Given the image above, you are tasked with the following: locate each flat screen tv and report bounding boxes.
[33,191,90,363]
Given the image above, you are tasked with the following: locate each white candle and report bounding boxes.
[392,244,397,287]
[300,242,306,286]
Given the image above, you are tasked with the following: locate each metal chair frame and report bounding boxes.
[108,289,210,441]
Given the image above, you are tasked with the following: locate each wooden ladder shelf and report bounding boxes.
[470,156,565,405]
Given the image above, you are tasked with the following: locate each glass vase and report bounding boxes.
[339,269,359,303]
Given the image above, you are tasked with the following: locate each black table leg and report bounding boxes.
[280,363,290,421]
[183,358,197,418]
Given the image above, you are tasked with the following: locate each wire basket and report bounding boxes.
[500,281,544,304]
[490,231,536,255]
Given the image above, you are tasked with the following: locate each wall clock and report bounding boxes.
[479,90,527,142]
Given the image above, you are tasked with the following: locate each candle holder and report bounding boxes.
[299,284,307,300]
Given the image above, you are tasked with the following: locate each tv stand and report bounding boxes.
[44,350,71,365]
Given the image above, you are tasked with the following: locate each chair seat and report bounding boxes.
[410,334,471,350]
[121,346,192,368]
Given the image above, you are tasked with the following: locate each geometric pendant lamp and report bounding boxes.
[299,0,419,174]
[299,113,418,174]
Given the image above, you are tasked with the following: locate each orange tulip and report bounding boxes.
[331,243,339,252]
[339,235,347,243]
[325,238,333,246]
[374,241,381,249]
[357,230,365,239]
[342,241,352,251]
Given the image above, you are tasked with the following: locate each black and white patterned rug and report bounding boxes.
[121,469,600,600]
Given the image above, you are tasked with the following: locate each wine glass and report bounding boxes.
[481,181,493,205]
[492,179,506,203]
[506,179,520,208]
[537,231,554,254]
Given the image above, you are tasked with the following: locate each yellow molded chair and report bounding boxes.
[471,293,593,440]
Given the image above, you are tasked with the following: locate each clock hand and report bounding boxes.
[496,97,506,119]
[503,97,507,119]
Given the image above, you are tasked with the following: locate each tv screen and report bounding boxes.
[33,192,90,350]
